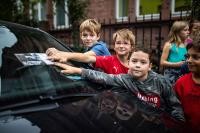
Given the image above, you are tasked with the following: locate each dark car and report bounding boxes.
[0,20,182,133]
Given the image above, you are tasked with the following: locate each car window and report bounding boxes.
[0,26,17,66]
[0,22,96,104]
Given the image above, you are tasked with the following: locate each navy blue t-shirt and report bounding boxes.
[86,41,111,56]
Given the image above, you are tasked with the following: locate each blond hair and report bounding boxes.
[113,29,135,48]
[80,19,101,35]
[168,21,189,45]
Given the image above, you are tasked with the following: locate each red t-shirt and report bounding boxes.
[94,55,128,74]
[174,73,200,132]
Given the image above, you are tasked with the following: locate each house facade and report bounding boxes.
[33,0,191,53]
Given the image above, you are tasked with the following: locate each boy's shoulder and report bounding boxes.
[88,41,106,49]
[118,74,135,81]
[176,73,192,84]
[89,41,111,56]
[93,41,107,47]
[148,71,170,82]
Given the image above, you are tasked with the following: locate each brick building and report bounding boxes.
[34,0,191,52]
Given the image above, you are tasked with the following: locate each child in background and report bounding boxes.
[54,47,185,122]
[48,29,135,74]
[160,21,189,84]
[174,27,200,133]
[181,19,200,75]
[46,18,110,57]
[185,19,200,44]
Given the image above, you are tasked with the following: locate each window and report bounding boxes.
[0,26,17,66]
[32,0,47,21]
[32,4,39,21]
[136,0,162,20]
[53,0,69,28]
[40,1,47,21]
[171,0,191,16]
[116,0,128,21]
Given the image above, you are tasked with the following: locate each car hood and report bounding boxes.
[0,91,182,133]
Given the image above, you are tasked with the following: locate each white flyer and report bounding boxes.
[15,53,54,66]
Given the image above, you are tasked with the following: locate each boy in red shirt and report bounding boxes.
[174,27,200,133]
[47,29,135,74]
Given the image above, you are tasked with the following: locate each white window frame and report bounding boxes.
[136,0,160,20]
[53,0,69,29]
[171,0,191,17]
[115,0,128,21]
[37,2,47,21]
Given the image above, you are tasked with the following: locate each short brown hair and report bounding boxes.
[132,46,152,62]
[187,27,200,52]
[80,19,101,35]
[113,29,135,47]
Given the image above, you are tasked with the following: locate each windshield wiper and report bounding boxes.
[0,102,59,117]
[42,93,97,101]
[0,93,96,116]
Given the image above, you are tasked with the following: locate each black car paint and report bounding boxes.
[1,91,182,133]
[0,21,182,133]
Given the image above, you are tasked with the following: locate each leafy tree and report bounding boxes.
[0,0,18,21]
[0,0,38,26]
[191,0,200,20]
[52,0,89,51]
[67,0,89,50]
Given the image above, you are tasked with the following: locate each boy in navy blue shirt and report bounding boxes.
[46,19,110,62]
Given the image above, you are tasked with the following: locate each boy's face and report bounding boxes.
[191,22,200,32]
[114,36,132,56]
[80,30,100,47]
[186,47,200,74]
[128,51,151,81]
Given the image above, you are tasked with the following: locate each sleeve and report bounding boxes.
[81,69,125,87]
[162,78,185,122]
[90,42,111,56]
[94,56,109,70]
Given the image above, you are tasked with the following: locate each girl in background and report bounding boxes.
[160,21,189,84]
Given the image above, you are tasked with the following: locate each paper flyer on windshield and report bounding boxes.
[15,53,54,66]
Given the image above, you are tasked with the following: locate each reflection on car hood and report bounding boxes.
[0,116,41,133]
[0,91,182,133]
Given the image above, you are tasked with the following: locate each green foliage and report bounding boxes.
[140,0,162,15]
[67,0,88,25]
[175,0,191,12]
[0,0,18,21]
[191,0,200,20]
[0,0,38,27]
[67,0,89,49]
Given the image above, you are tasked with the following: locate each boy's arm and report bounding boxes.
[54,62,82,74]
[162,79,185,122]
[84,50,96,56]
[48,51,96,63]
[81,69,122,87]
[54,62,124,87]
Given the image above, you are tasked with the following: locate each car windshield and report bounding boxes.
[0,21,97,106]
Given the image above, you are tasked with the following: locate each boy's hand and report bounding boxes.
[54,62,82,74]
[47,52,70,63]
[46,48,70,63]
[46,48,60,56]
